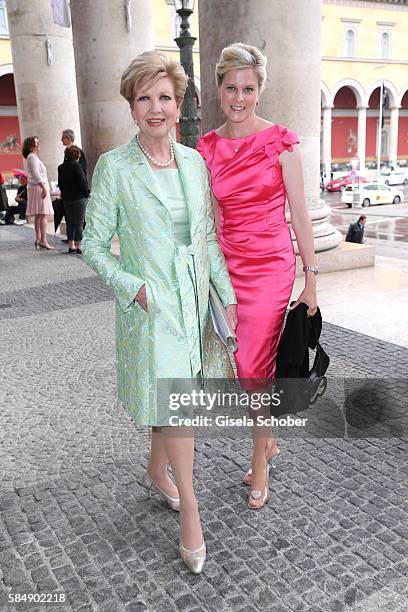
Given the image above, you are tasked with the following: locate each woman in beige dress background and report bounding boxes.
[22,136,55,251]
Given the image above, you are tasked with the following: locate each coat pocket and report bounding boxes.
[133,281,153,315]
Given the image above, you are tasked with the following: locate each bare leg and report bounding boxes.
[146,427,178,498]
[34,215,41,242]
[243,424,278,485]
[162,427,202,550]
[248,391,278,508]
[39,214,49,244]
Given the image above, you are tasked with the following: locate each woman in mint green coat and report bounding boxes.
[82,51,237,574]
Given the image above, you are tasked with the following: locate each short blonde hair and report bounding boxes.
[215,43,267,93]
[120,50,189,106]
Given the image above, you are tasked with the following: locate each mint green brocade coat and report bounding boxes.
[82,138,237,425]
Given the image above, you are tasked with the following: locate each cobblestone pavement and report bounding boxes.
[0,226,407,612]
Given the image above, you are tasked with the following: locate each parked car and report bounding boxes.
[381,169,408,186]
[326,174,368,192]
[341,183,403,207]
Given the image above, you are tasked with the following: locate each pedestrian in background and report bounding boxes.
[60,129,89,244]
[346,215,366,244]
[1,175,28,225]
[61,129,88,176]
[58,145,89,254]
[0,171,8,214]
[23,136,55,251]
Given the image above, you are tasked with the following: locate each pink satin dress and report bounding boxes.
[197,124,299,387]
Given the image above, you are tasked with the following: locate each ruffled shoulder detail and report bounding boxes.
[275,124,299,154]
[196,130,217,160]
[263,124,299,161]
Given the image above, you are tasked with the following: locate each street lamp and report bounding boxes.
[174,0,200,148]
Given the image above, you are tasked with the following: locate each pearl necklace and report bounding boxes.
[136,134,175,167]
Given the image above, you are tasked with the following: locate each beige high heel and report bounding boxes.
[179,539,206,574]
[38,242,55,251]
[243,448,280,486]
[141,470,180,511]
[248,464,270,510]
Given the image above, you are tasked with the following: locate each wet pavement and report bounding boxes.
[0,224,407,612]
[322,186,408,258]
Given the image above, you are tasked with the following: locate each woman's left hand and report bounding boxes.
[226,304,238,330]
[290,285,317,316]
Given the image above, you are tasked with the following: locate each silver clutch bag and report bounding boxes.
[209,283,238,353]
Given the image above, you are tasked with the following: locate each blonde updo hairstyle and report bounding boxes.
[120,50,189,107]
[215,43,267,94]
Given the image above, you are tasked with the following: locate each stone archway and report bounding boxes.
[330,80,368,171]
[0,70,22,173]
[332,86,359,166]
[398,87,408,163]
[366,80,399,109]
[367,86,390,165]
[331,79,366,108]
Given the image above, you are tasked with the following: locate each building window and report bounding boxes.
[380,32,390,59]
[0,0,9,36]
[344,29,356,57]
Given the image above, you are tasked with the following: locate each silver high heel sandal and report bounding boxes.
[141,470,180,511]
[248,464,270,510]
[243,448,280,485]
[179,539,206,574]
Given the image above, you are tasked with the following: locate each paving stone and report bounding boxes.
[3,568,30,587]
[1,225,408,612]
[125,602,149,612]
[37,577,59,591]
[174,593,201,610]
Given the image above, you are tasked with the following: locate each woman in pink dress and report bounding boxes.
[23,136,55,250]
[197,43,317,509]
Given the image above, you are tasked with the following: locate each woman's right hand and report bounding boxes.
[134,285,148,312]
[41,187,47,199]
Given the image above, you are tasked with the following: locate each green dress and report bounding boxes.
[155,169,201,377]
[82,138,237,426]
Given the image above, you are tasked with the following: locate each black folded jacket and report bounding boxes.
[275,303,322,378]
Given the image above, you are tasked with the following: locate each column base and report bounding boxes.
[295,241,375,276]
[288,202,343,253]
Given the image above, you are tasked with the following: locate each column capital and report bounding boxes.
[322,105,334,110]
[357,106,368,111]
[389,106,401,111]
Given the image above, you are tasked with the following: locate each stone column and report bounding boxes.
[199,0,341,252]
[389,106,399,167]
[70,0,154,175]
[322,106,333,180]
[5,0,81,183]
[357,106,367,172]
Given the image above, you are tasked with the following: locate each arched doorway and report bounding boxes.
[0,71,22,175]
[366,87,389,166]
[331,86,359,172]
[399,89,408,164]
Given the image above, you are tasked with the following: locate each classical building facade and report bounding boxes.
[321,0,408,176]
[1,0,407,179]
